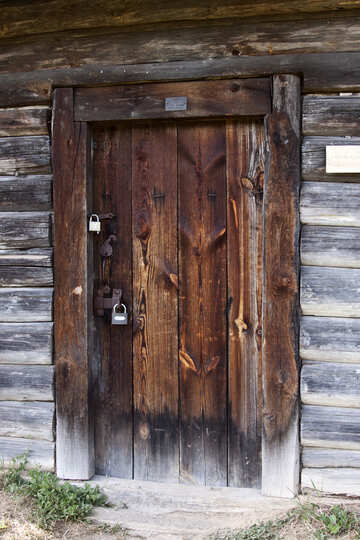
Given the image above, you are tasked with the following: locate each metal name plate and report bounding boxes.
[165,96,187,111]
[326,146,360,173]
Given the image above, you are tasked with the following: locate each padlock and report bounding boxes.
[89,214,101,234]
[112,303,128,325]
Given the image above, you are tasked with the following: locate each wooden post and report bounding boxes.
[52,88,94,479]
[262,75,301,497]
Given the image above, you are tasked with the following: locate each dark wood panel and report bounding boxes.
[178,121,227,486]
[302,405,360,450]
[0,322,53,364]
[301,226,360,268]
[0,365,54,401]
[0,401,54,441]
[92,125,133,478]
[52,88,93,479]
[0,288,52,322]
[302,137,360,182]
[75,79,270,121]
[262,75,301,498]
[132,123,179,482]
[0,212,51,249]
[227,119,264,488]
[0,136,50,175]
[0,436,54,470]
[0,248,52,267]
[0,175,52,211]
[303,96,360,136]
[0,106,49,136]
[0,266,53,287]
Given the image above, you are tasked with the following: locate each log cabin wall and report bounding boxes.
[0,1,360,493]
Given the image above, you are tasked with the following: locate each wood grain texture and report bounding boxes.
[301,362,360,408]
[302,468,360,496]
[75,79,271,121]
[0,175,52,211]
[262,75,301,498]
[132,122,179,482]
[178,121,227,486]
[0,106,49,137]
[300,316,360,363]
[302,405,360,450]
[0,136,50,175]
[227,119,264,488]
[0,322,53,364]
[301,182,360,226]
[302,138,360,182]
[92,125,133,479]
[0,288,52,322]
[303,95,360,136]
[302,447,360,468]
[0,365,53,401]
[0,248,52,267]
[0,436,54,470]
[0,266,53,287]
[52,88,94,479]
[301,226,360,268]
[0,401,54,441]
[0,212,51,249]
[301,266,360,317]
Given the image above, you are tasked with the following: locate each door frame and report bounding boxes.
[52,74,301,498]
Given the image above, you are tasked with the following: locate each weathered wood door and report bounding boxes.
[91,117,265,487]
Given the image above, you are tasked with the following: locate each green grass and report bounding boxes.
[0,453,108,530]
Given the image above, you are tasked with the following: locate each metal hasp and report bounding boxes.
[94,287,122,317]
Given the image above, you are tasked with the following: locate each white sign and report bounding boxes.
[326,146,360,173]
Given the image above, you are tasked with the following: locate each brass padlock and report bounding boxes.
[112,303,128,325]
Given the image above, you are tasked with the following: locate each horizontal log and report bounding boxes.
[301,266,360,317]
[302,447,360,468]
[0,288,53,322]
[302,468,360,496]
[0,401,54,441]
[0,107,49,137]
[300,316,360,363]
[301,226,360,268]
[0,248,52,267]
[0,365,53,401]
[0,266,53,287]
[303,96,360,136]
[0,322,52,364]
[300,182,360,226]
[0,436,54,470]
[302,137,360,182]
[0,212,51,249]
[301,405,360,450]
[0,136,50,175]
[301,362,360,408]
[0,175,52,211]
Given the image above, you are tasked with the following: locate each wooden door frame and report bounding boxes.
[52,74,301,498]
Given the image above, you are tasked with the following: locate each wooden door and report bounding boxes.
[91,117,265,487]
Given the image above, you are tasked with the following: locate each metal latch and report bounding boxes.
[94,287,122,317]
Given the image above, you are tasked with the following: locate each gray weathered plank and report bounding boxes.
[0,436,54,470]
[301,182,360,226]
[0,107,49,137]
[300,316,360,363]
[0,136,50,175]
[302,137,360,182]
[303,96,360,136]
[302,405,360,450]
[0,212,51,249]
[301,226,360,268]
[302,447,360,468]
[0,288,53,322]
[301,362,360,408]
[302,468,360,496]
[0,365,54,401]
[0,322,53,364]
[301,266,360,317]
[0,175,52,211]
[0,266,53,287]
[0,249,52,267]
[0,401,54,441]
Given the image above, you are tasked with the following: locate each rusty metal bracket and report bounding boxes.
[94,287,122,317]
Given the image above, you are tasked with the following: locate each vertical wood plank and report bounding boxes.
[262,75,301,497]
[52,88,94,479]
[178,121,227,486]
[132,122,179,482]
[92,125,133,478]
[227,119,264,488]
